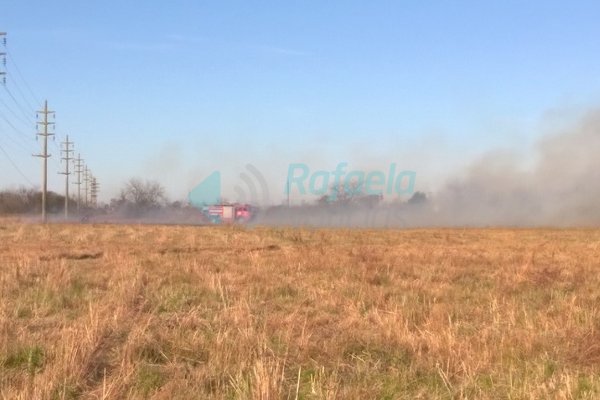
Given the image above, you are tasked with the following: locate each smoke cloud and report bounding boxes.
[431,109,600,226]
[91,108,600,228]
[255,109,600,227]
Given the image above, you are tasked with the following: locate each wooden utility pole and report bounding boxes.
[33,100,55,223]
[58,135,73,219]
[73,154,83,214]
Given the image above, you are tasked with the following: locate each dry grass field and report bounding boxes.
[0,220,599,399]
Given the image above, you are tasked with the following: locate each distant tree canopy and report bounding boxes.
[116,178,166,211]
[0,187,74,214]
[317,182,427,207]
[318,180,383,207]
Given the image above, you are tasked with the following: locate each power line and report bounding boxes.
[1,32,81,207]
[3,84,35,124]
[0,113,35,149]
[0,107,34,143]
[0,93,34,128]
[49,136,61,170]
[1,34,38,119]
[0,33,32,151]
[5,50,41,109]
[0,141,35,186]
[0,126,35,154]
[4,74,37,115]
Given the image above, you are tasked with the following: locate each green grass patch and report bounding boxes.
[2,345,45,374]
[135,364,165,397]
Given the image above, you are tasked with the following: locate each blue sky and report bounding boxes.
[2,1,600,202]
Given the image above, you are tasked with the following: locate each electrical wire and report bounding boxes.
[0,94,33,128]
[5,51,41,109]
[0,36,74,189]
[1,46,38,127]
[0,124,35,154]
[4,74,37,115]
[2,84,35,124]
[0,108,34,144]
[0,141,36,186]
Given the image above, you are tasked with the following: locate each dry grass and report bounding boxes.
[0,221,599,399]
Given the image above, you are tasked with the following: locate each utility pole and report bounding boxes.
[83,166,90,208]
[33,100,55,223]
[73,154,83,214]
[90,176,99,207]
[0,32,6,85]
[58,135,73,219]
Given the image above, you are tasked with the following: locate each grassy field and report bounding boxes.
[0,221,599,399]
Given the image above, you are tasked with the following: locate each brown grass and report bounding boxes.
[0,222,599,399]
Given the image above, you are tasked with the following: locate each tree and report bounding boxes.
[319,179,376,206]
[118,178,166,211]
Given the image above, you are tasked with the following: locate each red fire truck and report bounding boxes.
[203,203,254,224]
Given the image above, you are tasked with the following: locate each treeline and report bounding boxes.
[0,179,175,218]
[0,187,76,214]
[1,179,431,225]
